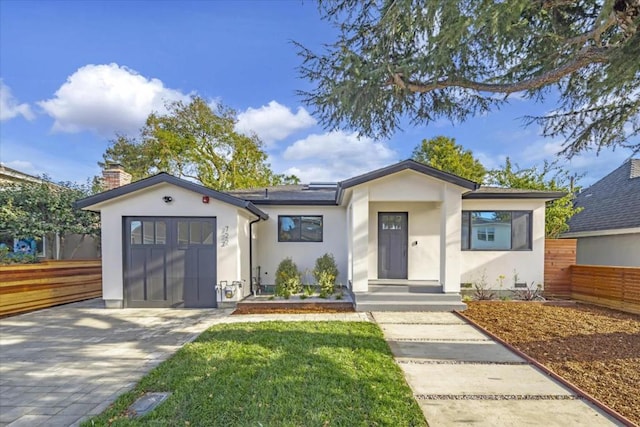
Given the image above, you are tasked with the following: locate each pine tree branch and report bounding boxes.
[565,13,618,46]
[389,46,609,95]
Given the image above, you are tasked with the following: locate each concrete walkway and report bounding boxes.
[0,299,367,427]
[373,312,621,427]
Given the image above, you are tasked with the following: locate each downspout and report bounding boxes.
[249,216,261,295]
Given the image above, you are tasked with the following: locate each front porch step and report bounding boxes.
[355,292,462,302]
[355,300,467,312]
[368,284,443,294]
[353,286,466,312]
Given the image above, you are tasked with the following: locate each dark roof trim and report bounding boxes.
[463,191,566,200]
[336,159,479,204]
[249,200,338,206]
[75,173,269,220]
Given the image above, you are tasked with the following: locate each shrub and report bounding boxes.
[0,247,40,265]
[472,272,496,301]
[511,282,545,301]
[313,253,339,295]
[275,258,302,297]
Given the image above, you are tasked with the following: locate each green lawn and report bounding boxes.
[83,321,427,426]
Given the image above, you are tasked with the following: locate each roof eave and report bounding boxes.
[248,199,337,206]
[462,191,567,200]
[74,173,269,219]
[339,160,479,191]
[335,160,480,204]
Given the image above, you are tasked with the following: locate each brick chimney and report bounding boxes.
[102,163,132,190]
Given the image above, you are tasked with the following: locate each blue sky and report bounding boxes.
[0,0,635,188]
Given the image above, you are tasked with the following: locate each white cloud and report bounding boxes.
[475,151,506,171]
[38,63,190,136]
[281,131,397,182]
[236,101,316,145]
[0,80,35,121]
[1,160,40,176]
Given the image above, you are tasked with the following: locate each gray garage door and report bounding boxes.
[124,217,217,308]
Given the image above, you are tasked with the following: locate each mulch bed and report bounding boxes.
[232,306,355,315]
[462,301,640,425]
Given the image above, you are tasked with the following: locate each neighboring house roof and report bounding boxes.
[0,164,46,185]
[229,184,337,205]
[565,158,640,234]
[462,186,566,199]
[75,172,269,219]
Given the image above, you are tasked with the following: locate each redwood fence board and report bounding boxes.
[544,240,639,314]
[0,260,102,317]
[544,239,576,298]
[570,265,640,315]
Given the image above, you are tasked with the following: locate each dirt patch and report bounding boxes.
[462,301,640,425]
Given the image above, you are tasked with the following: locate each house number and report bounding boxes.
[221,226,229,247]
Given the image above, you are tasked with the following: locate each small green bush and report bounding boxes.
[275,258,302,297]
[313,253,339,295]
[0,247,40,265]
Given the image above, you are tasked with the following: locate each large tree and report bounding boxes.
[0,179,100,259]
[487,158,582,238]
[412,136,486,182]
[298,0,640,156]
[99,97,299,190]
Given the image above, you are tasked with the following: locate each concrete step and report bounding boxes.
[368,284,443,294]
[355,292,463,302]
[355,300,467,312]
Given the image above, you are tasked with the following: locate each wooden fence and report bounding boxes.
[570,265,640,315]
[544,239,576,298]
[544,239,640,314]
[0,260,102,317]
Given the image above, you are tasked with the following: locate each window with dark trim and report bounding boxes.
[278,215,323,242]
[461,211,532,251]
[130,220,168,245]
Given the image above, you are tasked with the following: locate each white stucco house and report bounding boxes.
[76,160,564,310]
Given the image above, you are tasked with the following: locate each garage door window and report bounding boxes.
[131,220,167,245]
[178,220,215,245]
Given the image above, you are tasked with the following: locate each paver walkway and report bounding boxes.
[0,299,367,427]
[373,312,622,427]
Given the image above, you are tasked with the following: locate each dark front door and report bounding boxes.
[378,212,408,279]
[124,217,217,308]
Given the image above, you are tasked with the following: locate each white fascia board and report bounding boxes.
[561,227,640,238]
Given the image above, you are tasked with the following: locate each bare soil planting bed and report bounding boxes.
[462,301,640,425]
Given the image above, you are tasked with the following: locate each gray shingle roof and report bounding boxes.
[228,185,337,205]
[567,159,640,233]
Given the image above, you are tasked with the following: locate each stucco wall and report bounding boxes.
[368,202,440,280]
[94,182,249,305]
[460,199,546,288]
[576,233,640,267]
[254,205,348,287]
[368,170,445,202]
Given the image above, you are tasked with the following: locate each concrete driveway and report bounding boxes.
[373,312,622,427]
[0,299,232,426]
